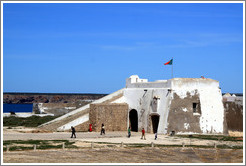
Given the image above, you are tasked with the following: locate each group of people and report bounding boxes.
[128,127,157,140]
[70,123,105,138]
[71,124,158,140]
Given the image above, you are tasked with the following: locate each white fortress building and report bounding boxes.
[40,75,226,135]
[123,75,225,134]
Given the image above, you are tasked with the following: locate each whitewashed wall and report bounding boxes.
[124,76,172,134]
[124,76,224,134]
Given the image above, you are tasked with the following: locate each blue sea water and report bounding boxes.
[3,104,33,113]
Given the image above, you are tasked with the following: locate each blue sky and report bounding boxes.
[3,3,244,94]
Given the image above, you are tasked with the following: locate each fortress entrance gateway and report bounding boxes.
[151,114,160,133]
[129,109,138,132]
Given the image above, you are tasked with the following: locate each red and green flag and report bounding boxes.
[164,59,173,65]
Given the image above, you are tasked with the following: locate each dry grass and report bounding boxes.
[228,131,243,137]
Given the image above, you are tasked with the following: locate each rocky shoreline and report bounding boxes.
[3,92,107,104]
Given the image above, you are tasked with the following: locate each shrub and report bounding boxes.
[3,116,59,127]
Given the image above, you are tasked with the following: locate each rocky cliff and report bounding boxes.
[3,93,107,104]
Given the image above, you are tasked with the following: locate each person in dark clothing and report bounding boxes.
[155,132,157,140]
[100,123,105,135]
[71,126,76,138]
[128,127,131,138]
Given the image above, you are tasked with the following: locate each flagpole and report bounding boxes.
[172,57,173,78]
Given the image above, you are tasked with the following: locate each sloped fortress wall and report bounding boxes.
[89,103,128,132]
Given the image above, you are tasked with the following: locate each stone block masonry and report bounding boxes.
[167,92,202,134]
[89,103,128,132]
[224,101,243,132]
[74,121,90,132]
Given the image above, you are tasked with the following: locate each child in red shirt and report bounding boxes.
[141,128,146,140]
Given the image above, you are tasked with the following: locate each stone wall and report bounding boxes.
[74,121,90,132]
[224,101,243,132]
[167,92,202,134]
[89,103,128,132]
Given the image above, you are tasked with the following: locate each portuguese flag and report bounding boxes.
[164,59,173,65]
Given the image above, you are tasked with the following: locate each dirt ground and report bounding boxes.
[228,131,244,137]
[2,127,244,163]
[3,147,243,163]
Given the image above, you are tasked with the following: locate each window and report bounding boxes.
[193,103,198,113]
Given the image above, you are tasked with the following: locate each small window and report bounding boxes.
[193,103,198,113]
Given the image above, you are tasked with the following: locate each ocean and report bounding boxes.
[3,104,33,113]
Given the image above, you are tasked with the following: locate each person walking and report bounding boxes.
[141,128,146,140]
[89,124,92,132]
[100,123,105,135]
[71,126,76,138]
[128,127,131,138]
[155,132,157,140]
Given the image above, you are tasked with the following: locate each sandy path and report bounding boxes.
[3,131,243,147]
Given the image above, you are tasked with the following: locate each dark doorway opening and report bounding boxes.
[129,109,138,132]
[151,115,160,133]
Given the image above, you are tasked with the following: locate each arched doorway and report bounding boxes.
[129,109,138,132]
[151,114,160,133]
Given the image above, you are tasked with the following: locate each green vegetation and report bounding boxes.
[175,134,243,142]
[3,139,72,145]
[127,143,150,148]
[86,141,118,145]
[3,116,59,127]
[3,140,77,151]
[3,140,243,152]
[85,142,243,149]
[127,144,242,149]
[126,143,211,148]
[217,145,243,149]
